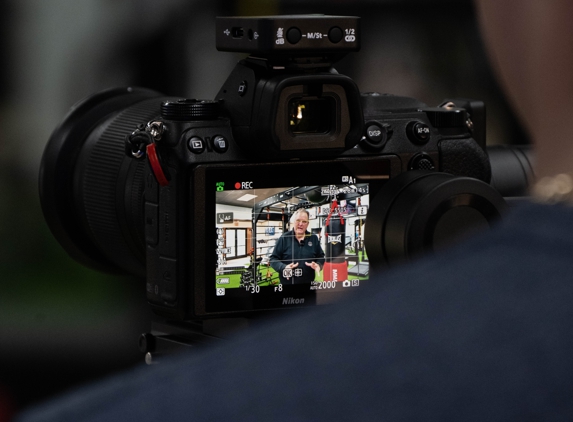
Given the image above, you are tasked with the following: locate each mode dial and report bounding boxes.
[161,99,220,121]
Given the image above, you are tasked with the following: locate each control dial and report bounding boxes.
[423,107,467,128]
[161,99,220,121]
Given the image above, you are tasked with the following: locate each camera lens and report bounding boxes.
[39,87,165,276]
[288,98,333,135]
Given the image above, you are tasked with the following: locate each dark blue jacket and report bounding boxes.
[16,202,573,421]
[269,230,325,284]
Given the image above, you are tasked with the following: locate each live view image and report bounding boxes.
[215,184,370,291]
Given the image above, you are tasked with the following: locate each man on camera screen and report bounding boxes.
[269,209,325,284]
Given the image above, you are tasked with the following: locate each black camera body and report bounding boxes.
[40,15,506,328]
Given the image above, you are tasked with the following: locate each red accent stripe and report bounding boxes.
[146,143,169,186]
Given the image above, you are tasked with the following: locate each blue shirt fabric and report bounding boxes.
[17,201,573,421]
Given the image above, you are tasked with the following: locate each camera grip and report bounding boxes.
[439,138,491,183]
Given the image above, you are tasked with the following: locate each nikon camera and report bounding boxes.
[40,16,509,340]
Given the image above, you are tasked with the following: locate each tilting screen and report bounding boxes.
[203,157,393,313]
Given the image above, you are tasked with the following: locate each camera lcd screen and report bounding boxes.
[202,157,395,314]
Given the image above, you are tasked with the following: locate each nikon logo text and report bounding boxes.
[283,297,304,305]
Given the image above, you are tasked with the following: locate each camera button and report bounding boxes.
[329,27,343,44]
[409,153,435,171]
[287,27,302,44]
[362,122,390,150]
[366,124,385,144]
[238,80,247,96]
[212,135,229,153]
[188,136,205,154]
[408,122,431,144]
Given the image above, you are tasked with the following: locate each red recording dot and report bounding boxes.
[235,182,241,189]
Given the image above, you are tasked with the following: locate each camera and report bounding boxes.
[40,15,510,354]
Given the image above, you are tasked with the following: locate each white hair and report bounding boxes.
[289,208,310,224]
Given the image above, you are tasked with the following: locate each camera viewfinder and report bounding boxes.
[288,98,333,135]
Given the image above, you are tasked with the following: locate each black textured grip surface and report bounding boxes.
[439,138,491,183]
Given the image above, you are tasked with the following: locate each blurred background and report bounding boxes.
[0,0,527,418]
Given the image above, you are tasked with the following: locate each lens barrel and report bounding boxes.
[39,87,164,276]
